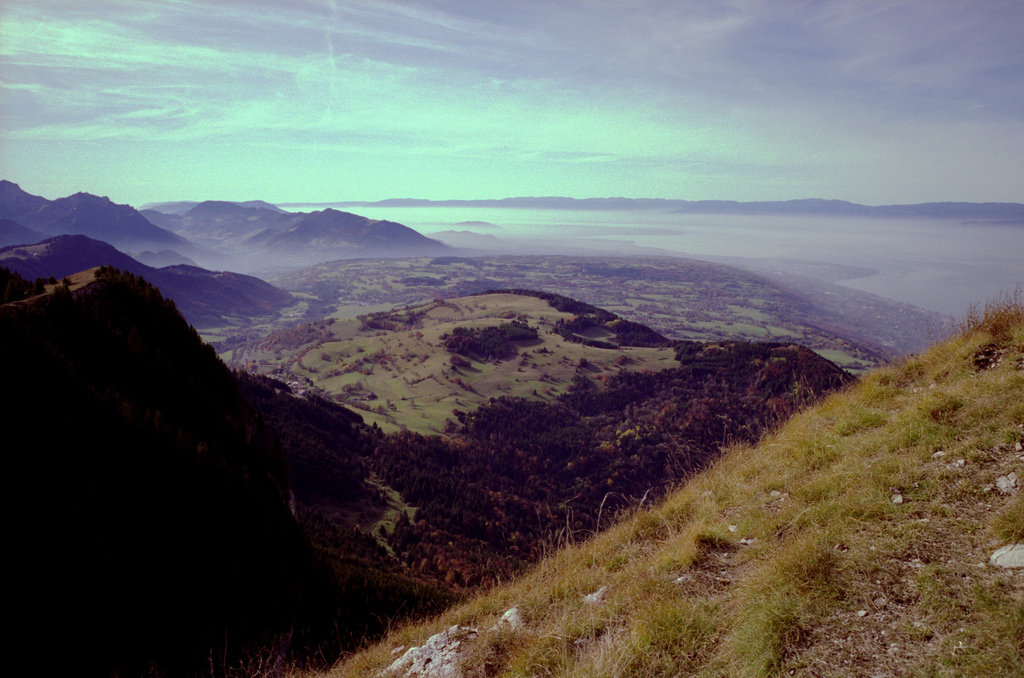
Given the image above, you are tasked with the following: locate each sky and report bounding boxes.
[2,0,1023,206]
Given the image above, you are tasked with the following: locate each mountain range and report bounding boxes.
[286,196,1024,221]
[138,199,290,215]
[0,235,292,327]
[0,180,191,252]
[0,181,459,324]
[0,181,453,272]
[141,200,450,264]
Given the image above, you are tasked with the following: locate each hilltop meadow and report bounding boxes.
[230,291,681,435]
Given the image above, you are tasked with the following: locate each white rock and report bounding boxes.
[891,494,904,505]
[995,473,1019,495]
[493,607,524,632]
[989,544,1024,569]
[857,610,868,617]
[383,625,478,678]
[583,586,608,605]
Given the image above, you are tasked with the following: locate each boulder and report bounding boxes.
[492,607,524,632]
[995,473,1019,495]
[989,544,1024,569]
[583,586,609,605]
[383,625,478,678]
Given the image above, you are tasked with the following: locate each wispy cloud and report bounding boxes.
[1,0,1022,203]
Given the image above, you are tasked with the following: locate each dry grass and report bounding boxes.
[954,286,1023,340]
[323,295,1024,678]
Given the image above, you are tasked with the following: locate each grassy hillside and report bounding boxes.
[231,289,851,598]
[232,292,681,435]
[330,292,1023,678]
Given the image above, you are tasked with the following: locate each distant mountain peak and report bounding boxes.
[0,181,192,252]
[183,200,277,218]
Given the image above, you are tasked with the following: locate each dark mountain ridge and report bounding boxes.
[0,234,292,327]
[0,266,455,674]
[0,217,46,248]
[1,268,316,674]
[141,201,451,269]
[0,180,193,252]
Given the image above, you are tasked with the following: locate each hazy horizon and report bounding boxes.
[285,204,1017,318]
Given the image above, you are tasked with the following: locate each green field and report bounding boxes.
[234,293,679,434]
[250,255,942,367]
[222,254,948,423]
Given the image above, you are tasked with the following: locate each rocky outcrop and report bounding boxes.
[989,544,1024,568]
[380,605,531,678]
[383,625,478,678]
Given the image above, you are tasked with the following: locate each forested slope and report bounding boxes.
[369,338,852,587]
[0,267,449,675]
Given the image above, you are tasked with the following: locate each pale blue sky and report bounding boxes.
[2,0,1022,206]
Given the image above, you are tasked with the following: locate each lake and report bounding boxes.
[289,205,1023,317]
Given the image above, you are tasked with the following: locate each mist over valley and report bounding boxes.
[323,204,1023,317]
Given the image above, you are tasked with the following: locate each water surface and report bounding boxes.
[291,205,1023,316]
